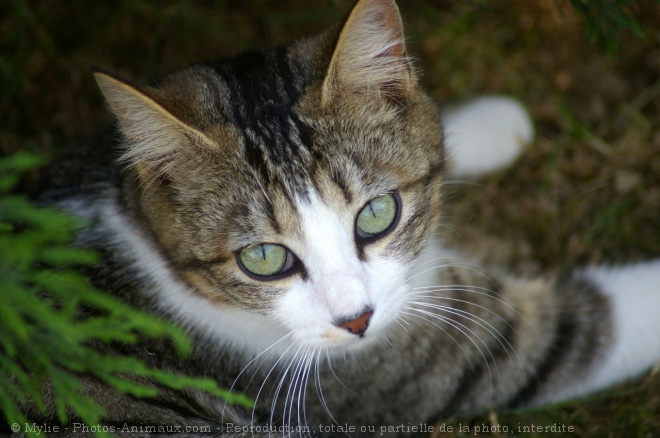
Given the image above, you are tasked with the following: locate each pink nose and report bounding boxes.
[336,310,373,336]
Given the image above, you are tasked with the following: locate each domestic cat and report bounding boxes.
[17,0,660,436]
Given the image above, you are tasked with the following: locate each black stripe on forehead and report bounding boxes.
[209,47,315,197]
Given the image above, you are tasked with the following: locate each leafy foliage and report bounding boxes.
[0,153,252,435]
[567,0,647,54]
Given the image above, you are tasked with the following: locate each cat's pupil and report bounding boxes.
[356,194,398,239]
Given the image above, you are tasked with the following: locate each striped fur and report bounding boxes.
[18,0,660,436]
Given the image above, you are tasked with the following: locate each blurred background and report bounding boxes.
[2,0,659,436]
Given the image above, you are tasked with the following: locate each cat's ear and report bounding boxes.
[94,71,215,184]
[322,0,413,105]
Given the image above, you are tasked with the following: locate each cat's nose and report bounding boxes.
[335,310,373,336]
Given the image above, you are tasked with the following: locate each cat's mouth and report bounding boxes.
[312,326,380,352]
[287,295,407,353]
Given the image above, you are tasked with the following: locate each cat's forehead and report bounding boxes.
[156,59,415,193]
[154,46,317,129]
[152,49,319,195]
[147,33,443,218]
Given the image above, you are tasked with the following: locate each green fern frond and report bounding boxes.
[0,153,252,436]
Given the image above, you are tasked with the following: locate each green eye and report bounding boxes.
[356,193,399,239]
[238,243,291,278]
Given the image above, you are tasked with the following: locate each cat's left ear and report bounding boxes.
[322,0,414,105]
[93,71,218,186]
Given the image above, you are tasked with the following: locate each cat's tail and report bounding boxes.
[499,259,660,408]
[541,260,660,403]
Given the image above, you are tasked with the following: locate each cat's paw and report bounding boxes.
[443,96,534,178]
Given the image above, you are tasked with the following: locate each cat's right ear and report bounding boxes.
[94,71,215,184]
[321,0,414,105]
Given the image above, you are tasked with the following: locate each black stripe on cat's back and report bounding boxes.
[506,276,611,408]
[436,314,517,418]
[505,305,579,408]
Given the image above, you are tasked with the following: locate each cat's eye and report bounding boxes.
[356,193,399,240]
[238,243,294,279]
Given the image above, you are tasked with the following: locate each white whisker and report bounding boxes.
[224,332,294,431]
[407,290,516,330]
[286,347,309,437]
[405,257,456,279]
[410,300,519,374]
[228,331,295,394]
[407,285,536,332]
[253,341,299,437]
[274,345,305,436]
[313,349,341,431]
[325,350,354,395]
[403,306,496,399]
[399,310,472,364]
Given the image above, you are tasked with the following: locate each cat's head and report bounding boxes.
[96,0,444,355]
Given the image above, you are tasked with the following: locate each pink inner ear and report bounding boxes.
[322,0,411,103]
[374,2,405,58]
[376,40,405,59]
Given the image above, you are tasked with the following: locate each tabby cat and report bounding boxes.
[21,0,660,436]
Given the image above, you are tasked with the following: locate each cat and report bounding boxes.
[17,0,660,436]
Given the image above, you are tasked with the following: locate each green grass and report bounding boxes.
[2,0,659,436]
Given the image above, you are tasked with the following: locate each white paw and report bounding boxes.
[442,96,534,178]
